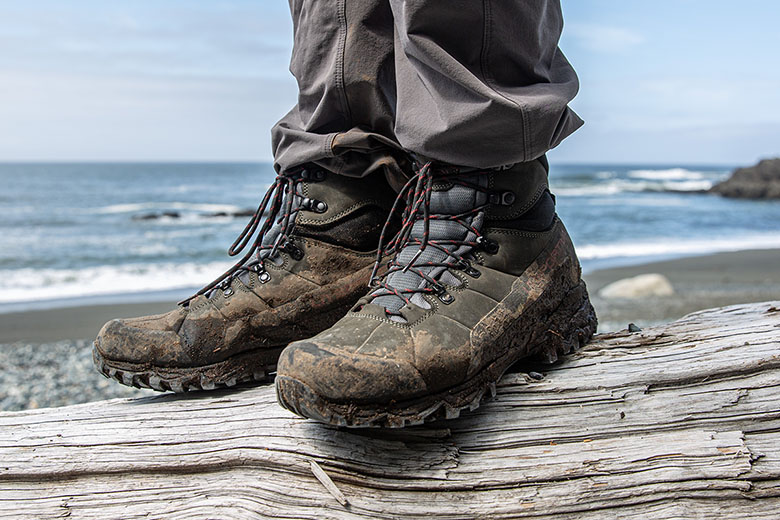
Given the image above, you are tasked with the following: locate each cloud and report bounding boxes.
[0,2,298,161]
[0,3,293,79]
[566,23,644,53]
[0,70,297,161]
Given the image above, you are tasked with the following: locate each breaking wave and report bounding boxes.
[0,261,233,304]
[553,167,727,197]
[93,202,245,214]
[627,168,706,181]
[577,233,780,261]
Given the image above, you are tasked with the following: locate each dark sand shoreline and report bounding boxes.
[585,248,780,331]
[1,248,779,344]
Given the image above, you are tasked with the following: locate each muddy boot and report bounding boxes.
[94,166,398,392]
[275,158,597,427]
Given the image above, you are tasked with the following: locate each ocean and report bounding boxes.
[1,162,779,313]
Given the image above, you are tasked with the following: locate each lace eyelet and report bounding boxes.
[223,287,234,297]
[464,265,481,278]
[457,260,481,278]
[282,242,304,261]
[300,168,326,182]
[258,271,271,283]
[488,191,516,206]
[301,197,328,214]
[476,236,499,254]
[431,283,454,304]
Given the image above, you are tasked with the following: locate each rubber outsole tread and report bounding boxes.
[93,345,279,393]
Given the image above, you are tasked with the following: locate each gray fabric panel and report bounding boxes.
[371,175,485,314]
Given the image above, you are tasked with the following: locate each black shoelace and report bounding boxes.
[179,169,318,305]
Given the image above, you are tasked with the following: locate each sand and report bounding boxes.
[0,301,177,344]
[584,248,780,332]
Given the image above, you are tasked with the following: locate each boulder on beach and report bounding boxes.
[709,158,780,199]
[598,273,675,299]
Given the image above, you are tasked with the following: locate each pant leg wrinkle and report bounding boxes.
[273,0,406,181]
[273,0,581,174]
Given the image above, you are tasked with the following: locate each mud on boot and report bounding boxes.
[275,158,597,427]
[94,165,399,392]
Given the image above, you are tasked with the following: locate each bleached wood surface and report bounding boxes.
[1,302,780,519]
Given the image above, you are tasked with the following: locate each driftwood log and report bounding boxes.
[1,301,779,519]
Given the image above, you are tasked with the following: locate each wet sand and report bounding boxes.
[0,301,177,344]
[585,248,780,331]
[1,248,779,344]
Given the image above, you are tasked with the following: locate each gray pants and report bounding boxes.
[272,0,581,181]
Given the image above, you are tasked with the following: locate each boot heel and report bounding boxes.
[535,280,598,364]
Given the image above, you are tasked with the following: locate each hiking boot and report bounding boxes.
[275,158,597,427]
[94,165,398,392]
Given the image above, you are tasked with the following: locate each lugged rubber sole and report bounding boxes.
[93,343,284,393]
[275,279,598,428]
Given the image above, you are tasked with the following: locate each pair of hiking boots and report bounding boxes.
[94,158,597,428]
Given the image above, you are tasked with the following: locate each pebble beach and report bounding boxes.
[0,340,156,411]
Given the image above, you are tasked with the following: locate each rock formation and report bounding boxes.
[709,158,780,199]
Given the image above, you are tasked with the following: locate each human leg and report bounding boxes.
[275,1,596,426]
[388,0,582,168]
[272,0,411,182]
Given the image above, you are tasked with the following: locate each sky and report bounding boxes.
[0,0,778,165]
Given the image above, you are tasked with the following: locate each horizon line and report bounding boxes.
[0,159,746,168]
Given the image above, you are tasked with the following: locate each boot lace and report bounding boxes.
[179,167,325,305]
[365,162,496,317]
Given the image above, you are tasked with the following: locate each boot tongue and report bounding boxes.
[371,175,487,315]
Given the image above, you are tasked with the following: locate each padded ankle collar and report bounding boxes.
[485,157,549,220]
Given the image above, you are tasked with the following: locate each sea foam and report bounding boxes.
[627,168,706,180]
[0,261,233,304]
[577,233,780,261]
[554,178,714,196]
[94,202,245,214]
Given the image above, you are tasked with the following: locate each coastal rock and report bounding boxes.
[599,273,674,299]
[131,209,254,221]
[132,211,181,221]
[709,158,780,199]
[207,209,255,218]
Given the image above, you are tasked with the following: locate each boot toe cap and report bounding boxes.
[95,316,187,366]
[276,339,427,407]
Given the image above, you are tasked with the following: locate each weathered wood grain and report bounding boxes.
[1,301,779,519]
